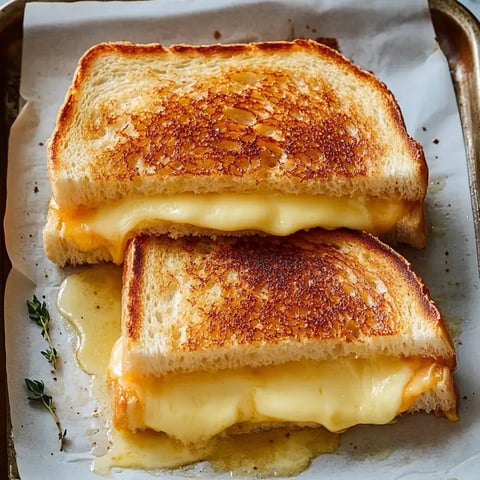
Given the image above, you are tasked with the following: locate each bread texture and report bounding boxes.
[44,39,428,265]
[121,229,455,377]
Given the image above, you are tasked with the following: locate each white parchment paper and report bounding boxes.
[4,0,480,478]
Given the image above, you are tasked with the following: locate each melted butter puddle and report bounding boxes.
[57,264,122,377]
[57,264,339,477]
[94,427,338,477]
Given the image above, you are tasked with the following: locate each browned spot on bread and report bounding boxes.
[82,70,372,183]
[182,234,395,350]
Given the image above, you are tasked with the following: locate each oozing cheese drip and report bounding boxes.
[51,193,410,263]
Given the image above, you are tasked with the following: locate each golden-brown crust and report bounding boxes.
[123,229,454,367]
[48,39,427,203]
[123,238,146,341]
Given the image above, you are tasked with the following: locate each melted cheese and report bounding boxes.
[109,338,445,445]
[52,193,410,263]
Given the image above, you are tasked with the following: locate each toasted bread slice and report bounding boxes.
[120,230,454,376]
[44,39,428,265]
[109,230,456,443]
[49,40,427,206]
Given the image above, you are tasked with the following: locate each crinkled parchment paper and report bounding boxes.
[4,0,480,478]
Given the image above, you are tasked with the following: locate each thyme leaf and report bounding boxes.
[27,296,58,368]
[25,378,67,451]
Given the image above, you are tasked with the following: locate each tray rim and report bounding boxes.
[1,0,480,478]
[430,0,480,273]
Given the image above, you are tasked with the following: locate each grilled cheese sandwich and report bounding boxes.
[44,39,428,266]
[108,230,457,447]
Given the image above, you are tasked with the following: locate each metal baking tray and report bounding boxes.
[1,0,479,478]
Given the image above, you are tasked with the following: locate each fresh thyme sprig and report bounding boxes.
[25,378,67,451]
[27,295,58,369]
